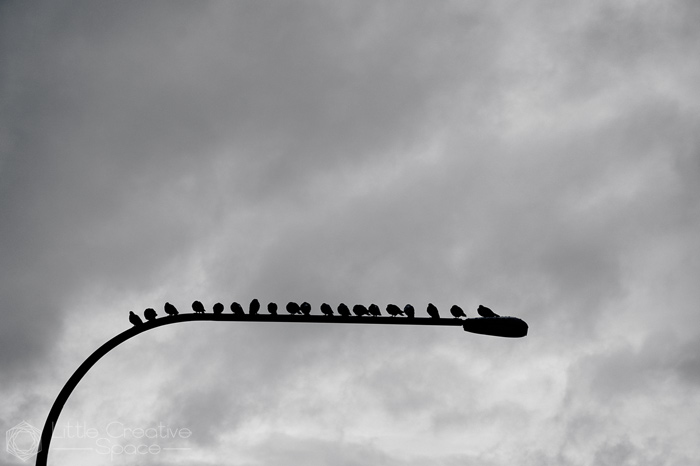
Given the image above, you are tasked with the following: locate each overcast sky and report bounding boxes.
[1,1,699,465]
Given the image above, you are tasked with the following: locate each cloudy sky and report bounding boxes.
[1,1,699,465]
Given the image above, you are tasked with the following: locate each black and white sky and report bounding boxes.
[1,1,699,465]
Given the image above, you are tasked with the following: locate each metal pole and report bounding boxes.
[35,312,527,466]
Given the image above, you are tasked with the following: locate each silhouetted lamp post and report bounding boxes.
[35,308,527,466]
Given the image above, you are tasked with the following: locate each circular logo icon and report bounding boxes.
[6,421,41,462]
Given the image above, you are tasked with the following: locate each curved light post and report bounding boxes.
[35,312,527,466]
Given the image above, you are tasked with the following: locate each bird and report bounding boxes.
[300,302,312,316]
[129,311,143,326]
[192,300,206,314]
[286,301,301,315]
[249,299,260,315]
[368,304,381,317]
[352,304,369,317]
[164,302,179,316]
[268,302,278,315]
[427,303,440,319]
[320,303,334,316]
[213,303,224,314]
[144,308,157,321]
[477,305,499,317]
[450,305,466,318]
[386,304,404,317]
[337,303,351,317]
[230,302,245,315]
[404,304,415,318]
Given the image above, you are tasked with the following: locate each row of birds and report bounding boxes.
[129,301,499,326]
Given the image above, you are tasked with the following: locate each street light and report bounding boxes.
[34,307,527,466]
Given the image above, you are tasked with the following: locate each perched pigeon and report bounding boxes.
[450,305,466,318]
[368,304,381,317]
[300,302,312,316]
[337,303,351,317]
[427,303,440,319]
[213,303,224,314]
[249,299,260,316]
[230,302,245,315]
[144,308,157,321]
[352,304,369,317]
[129,311,144,326]
[192,300,206,314]
[386,304,404,317]
[477,305,499,317]
[268,302,278,315]
[286,301,301,315]
[320,303,334,316]
[164,302,179,316]
[404,304,415,318]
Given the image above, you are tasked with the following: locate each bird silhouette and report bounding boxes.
[230,302,245,315]
[268,302,278,315]
[144,308,157,321]
[352,304,369,317]
[249,299,260,315]
[320,303,334,316]
[404,304,415,318]
[368,304,381,317]
[477,305,499,317]
[386,304,404,317]
[337,303,351,317]
[164,302,179,316]
[129,311,143,326]
[300,302,312,316]
[192,300,206,314]
[213,303,224,314]
[427,303,440,319]
[286,301,301,315]
[450,305,466,318]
